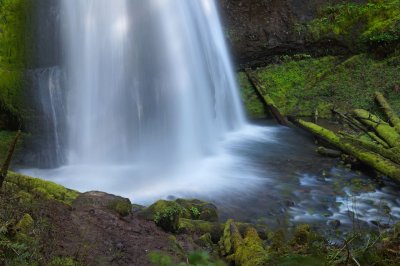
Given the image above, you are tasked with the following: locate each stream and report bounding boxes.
[20,120,400,233]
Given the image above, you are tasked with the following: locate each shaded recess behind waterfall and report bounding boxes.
[34,0,246,170]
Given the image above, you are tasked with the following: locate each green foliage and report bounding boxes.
[154,202,182,232]
[307,0,400,50]
[190,207,201,219]
[0,222,32,264]
[238,72,266,118]
[149,251,226,266]
[0,0,31,121]
[243,53,400,117]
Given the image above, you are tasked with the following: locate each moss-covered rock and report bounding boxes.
[153,202,182,233]
[4,172,79,205]
[194,233,213,249]
[175,198,218,222]
[219,220,269,266]
[179,218,223,243]
[15,213,34,234]
[72,191,132,217]
[107,198,132,217]
[139,198,218,223]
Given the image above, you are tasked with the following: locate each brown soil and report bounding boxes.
[38,192,199,266]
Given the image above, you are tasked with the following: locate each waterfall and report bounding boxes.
[61,0,245,169]
[22,0,264,203]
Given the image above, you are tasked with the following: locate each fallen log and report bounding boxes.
[289,118,400,183]
[353,109,400,148]
[339,132,400,165]
[219,220,269,266]
[245,70,289,127]
[332,108,389,148]
[0,131,21,189]
[375,92,400,134]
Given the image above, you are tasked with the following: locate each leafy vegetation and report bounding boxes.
[0,0,31,124]
[154,202,183,232]
[306,0,400,52]
[240,53,400,118]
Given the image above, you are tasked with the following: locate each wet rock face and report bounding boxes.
[219,0,363,68]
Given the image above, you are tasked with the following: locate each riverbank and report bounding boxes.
[1,172,399,265]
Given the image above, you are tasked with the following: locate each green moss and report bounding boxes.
[273,254,325,266]
[306,0,400,51]
[15,213,33,234]
[175,199,218,222]
[195,233,213,249]
[4,172,79,205]
[238,72,267,119]
[140,198,218,223]
[0,130,22,162]
[179,218,223,242]
[46,257,80,266]
[0,0,32,123]
[107,198,132,217]
[234,228,269,266]
[153,202,182,232]
[353,109,400,147]
[248,54,400,117]
[219,220,269,266]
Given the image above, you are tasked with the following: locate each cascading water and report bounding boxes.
[20,0,400,231]
[62,0,245,168]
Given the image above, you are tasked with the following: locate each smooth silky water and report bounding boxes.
[21,0,400,232]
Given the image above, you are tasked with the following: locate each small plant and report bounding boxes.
[154,203,182,232]
[190,207,200,219]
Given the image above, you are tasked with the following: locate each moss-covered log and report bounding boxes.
[245,70,289,126]
[332,108,389,148]
[290,118,400,183]
[353,109,400,148]
[219,220,269,266]
[339,132,400,165]
[375,92,400,134]
[0,130,21,188]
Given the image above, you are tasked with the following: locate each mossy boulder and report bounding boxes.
[153,202,182,232]
[292,224,311,246]
[107,198,132,217]
[4,172,79,205]
[72,191,132,217]
[175,198,218,222]
[139,198,218,223]
[194,233,213,249]
[179,218,223,242]
[15,213,34,234]
[219,220,269,266]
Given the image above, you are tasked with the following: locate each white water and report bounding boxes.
[62,0,245,168]
[21,0,268,200]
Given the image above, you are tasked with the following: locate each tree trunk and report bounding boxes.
[352,109,400,148]
[0,130,21,189]
[245,70,290,127]
[375,92,400,134]
[290,118,400,183]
